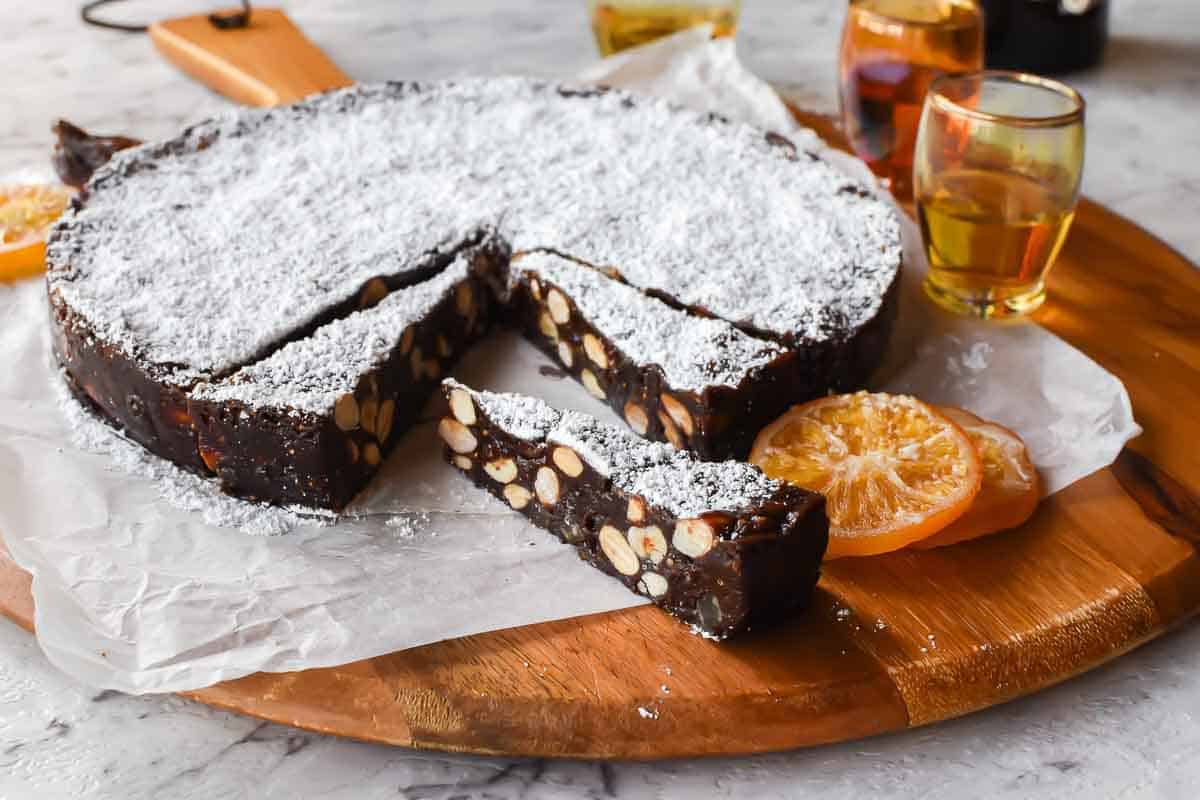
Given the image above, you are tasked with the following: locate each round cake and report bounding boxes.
[46,77,903,509]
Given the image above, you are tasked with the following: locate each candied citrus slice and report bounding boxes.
[0,184,72,282]
[913,407,1040,549]
[749,391,982,558]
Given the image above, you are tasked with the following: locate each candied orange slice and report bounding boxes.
[749,391,982,558]
[0,184,72,282]
[912,407,1040,549]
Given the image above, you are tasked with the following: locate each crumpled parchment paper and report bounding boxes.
[0,29,1139,693]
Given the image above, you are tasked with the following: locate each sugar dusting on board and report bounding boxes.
[384,512,432,538]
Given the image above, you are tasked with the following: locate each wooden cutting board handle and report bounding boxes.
[148,7,353,107]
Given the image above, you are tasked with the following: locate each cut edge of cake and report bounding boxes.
[47,232,497,477]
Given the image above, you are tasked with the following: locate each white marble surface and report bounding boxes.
[2,1,1199,797]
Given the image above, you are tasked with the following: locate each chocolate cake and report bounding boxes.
[46,77,903,510]
[437,380,829,638]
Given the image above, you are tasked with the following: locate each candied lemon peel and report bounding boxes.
[913,407,1040,549]
[750,391,983,558]
[0,184,72,281]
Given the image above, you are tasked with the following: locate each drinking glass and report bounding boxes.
[838,0,984,199]
[914,70,1086,318]
[588,0,741,56]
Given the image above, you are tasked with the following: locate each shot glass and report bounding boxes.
[588,0,741,56]
[838,0,984,199]
[914,70,1085,318]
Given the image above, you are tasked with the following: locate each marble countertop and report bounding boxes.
[3,1,1199,797]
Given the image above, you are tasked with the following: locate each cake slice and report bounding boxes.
[507,251,822,460]
[437,379,829,638]
[187,248,496,509]
[48,238,480,477]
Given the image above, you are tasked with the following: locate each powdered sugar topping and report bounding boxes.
[193,257,473,414]
[48,77,900,384]
[552,412,780,519]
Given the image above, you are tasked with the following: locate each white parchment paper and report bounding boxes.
[0,31,1139,693]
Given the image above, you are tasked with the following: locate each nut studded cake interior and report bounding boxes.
[437,380,829,639]
[46,77,903,511]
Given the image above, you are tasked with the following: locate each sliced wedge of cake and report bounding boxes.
[508,250,829,460]
[186,248,495,509]
[437,379,829,638]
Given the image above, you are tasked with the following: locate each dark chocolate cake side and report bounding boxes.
[437,380,829,638]
[49,294,206,472]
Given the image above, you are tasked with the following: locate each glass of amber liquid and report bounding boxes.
[589,0,741,56]
[838,0,983,199]
[915,70,1085,318]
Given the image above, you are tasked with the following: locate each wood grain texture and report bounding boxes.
[0,545,32,631]
[2,107,1199,758]
[148,8,352,107]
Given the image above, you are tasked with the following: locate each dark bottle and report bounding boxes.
[981,0,1110,74]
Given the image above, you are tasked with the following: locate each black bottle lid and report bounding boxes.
[981,0,1110,74]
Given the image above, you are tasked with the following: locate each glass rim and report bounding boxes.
[847,0,981,29]
[928,70,1086,128]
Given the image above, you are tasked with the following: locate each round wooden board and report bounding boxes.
[4,112,1200,761]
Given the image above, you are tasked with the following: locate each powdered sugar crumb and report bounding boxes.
[384,512,431,538]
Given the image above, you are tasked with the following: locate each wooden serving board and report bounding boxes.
[4,16,1200,759]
